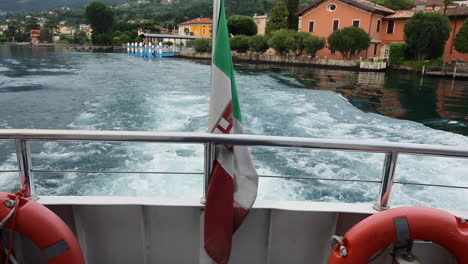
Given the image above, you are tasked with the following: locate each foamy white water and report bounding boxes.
[0,47,467,210]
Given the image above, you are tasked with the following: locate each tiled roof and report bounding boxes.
[296,0,395,16]
[384,10,417,19]
[442,6,468,17]
[178,18,213,26]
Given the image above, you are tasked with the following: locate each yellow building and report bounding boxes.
[178,18,213,37]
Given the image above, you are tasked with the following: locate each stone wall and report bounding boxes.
[176,51,360,69]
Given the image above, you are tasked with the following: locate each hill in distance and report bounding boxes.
[0,0,137,12]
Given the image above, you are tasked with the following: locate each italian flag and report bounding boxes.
[204,0,258,263]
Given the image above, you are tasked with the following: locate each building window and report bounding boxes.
[376,20,381,32]
[373,43,378,56]
[352,20,360,27]
[387,20,395,34]
[309,21,315,32]
[203,29,206,34]
[333,20,339,31]
[327,3,337,12]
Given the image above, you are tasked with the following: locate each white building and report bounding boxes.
[253,14,268,36]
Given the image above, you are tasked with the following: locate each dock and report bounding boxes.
[423,65,468,79]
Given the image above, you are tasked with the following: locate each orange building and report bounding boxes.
[297,0,468,61]
[30,29,41,45]
[178,18,213,37]
[444,7,468,62]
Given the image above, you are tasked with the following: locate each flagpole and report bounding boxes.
[200,2,221,263]
[206,0,220,195]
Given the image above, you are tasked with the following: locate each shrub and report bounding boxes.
[248,35,269,53]
[303,35,325,57]
[327,26,371,59]
[454,19,468,54]
[194,38,212,52]
[112,36,121,46]
[162,41,174,46]
[119,34,131,45]
[230,35,250,53]
[227,15,257,36]
[389,43,406,64]
[268,29,297,55]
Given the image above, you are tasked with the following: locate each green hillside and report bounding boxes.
[0,0,135,12]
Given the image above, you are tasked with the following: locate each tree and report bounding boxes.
[248,35,269,53]
[72,31,89,45]
[265,1,288,36]
[25,17,40,33]
[327,26,371,59]
[303,35,325,57]
[454,19,468,54]
[85,1,115,45]
[194,38,212,52]
[112,36,121,46]
[119,34,131,45]
[286,0,300,30]
[39,29,52,42]
[404,12,450,60]
[4,21,18,42]
[369,0,414,10]
[293,31,311,55]
[443,0,453,15]
[230,35,250,52]
[268,29,297,55]
[227,15,257,36]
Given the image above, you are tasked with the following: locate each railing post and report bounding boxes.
[203,142,215,198]
[15,139,35,198]
[373,152,398,211]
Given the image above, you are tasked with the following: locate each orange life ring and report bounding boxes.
[328,206,468,263]
[0,192,84,263]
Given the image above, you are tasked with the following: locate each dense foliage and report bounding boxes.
[194,38,212,52]
[404,12,450,60]
[248,35,269,53]
[454,19,468,54]
[71,31,89,45]
[0,0,129,12]
[327,27,371,59]
[286,0,300,29]
[268,29,297,55]
[303,35,325,56]
[369,0,414,10]
[85,2,115,45]
[227,15,257,36]
[388,43,406,64]
[230,35,250,52]
[265,1,289,36]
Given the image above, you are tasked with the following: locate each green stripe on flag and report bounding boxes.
[213,0,242,123]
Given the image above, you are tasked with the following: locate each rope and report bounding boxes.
[330,235,348,257]
[0,188,28,264]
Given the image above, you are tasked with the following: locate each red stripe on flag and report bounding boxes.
[204,161,250,264]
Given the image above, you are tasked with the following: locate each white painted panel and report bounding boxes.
[47,205,77,235]
[230,209,270,264]
[73,205,145,264]
[267,211,338,264]
[144,206,201,263]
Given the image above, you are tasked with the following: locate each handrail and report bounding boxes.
[0,129,468,210]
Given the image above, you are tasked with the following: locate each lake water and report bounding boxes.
[1,44,468,209]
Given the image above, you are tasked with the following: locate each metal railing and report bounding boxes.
[1,129,468,210]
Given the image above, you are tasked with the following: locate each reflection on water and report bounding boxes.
[237,64,468,136]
